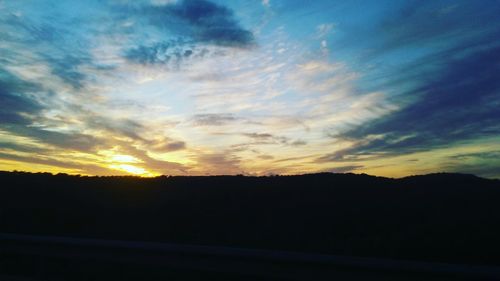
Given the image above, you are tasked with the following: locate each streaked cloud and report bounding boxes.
[0,0,499,178]
[191,113,238,126]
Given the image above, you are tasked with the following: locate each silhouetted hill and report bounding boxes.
[1,171,499,265]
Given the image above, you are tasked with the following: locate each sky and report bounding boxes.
[0,0,499,178]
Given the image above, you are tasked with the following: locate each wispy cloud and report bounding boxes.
[191,113,238,126]
[141,0,255,47]
[1,0,499,178]
[327,165,363,174]
[0,69,44,125]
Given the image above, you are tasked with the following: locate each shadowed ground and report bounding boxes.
[1,171,499,265]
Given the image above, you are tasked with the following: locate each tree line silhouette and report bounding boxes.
[1,171,499,265]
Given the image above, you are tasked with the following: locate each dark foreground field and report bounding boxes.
[1,171,500,280]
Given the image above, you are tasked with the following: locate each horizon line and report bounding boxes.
[1,170,497,181]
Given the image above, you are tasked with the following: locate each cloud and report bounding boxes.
[290,139,307,146]
[2,0,498,178]
[444,151,500,179]
[327,165,363,174]
[150,140,186,152]
[85,116,146,141]
[0,11,64,44]
[138,0,254,47]
[315,23,334,39]
[0,67,107,153]
[315,145,370,163]
[319,1,500,163]
[448,164,500,179]
[257,154,274,160]
[162,141,186,151]
[0,69,44,125]
[0,7,99,90]
[0,151,122,176]
[349,1,500,61]
[194,152,241,174]
[122,0,255,67]
[124,39,210,67]
[191,113,238,126]
[117,143,187,174]
[240,132,306,147]
[12,126,105,152]
[330,44,500,160]
[450,151,500,161]
[151,0,179,6]
[242,132,274,140]
[44,55,90,89]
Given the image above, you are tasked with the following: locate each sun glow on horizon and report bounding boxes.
[109,164,156,177]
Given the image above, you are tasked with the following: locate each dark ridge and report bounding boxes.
[1,171,499,265]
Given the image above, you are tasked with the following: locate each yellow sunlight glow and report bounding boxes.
[110,154,139,163]
[109,164,153,176]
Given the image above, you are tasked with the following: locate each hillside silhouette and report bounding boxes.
[1,171,500,266]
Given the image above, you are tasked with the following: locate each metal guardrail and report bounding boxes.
[1,233,500,280]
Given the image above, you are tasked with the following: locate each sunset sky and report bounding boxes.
[1,0,499,177]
